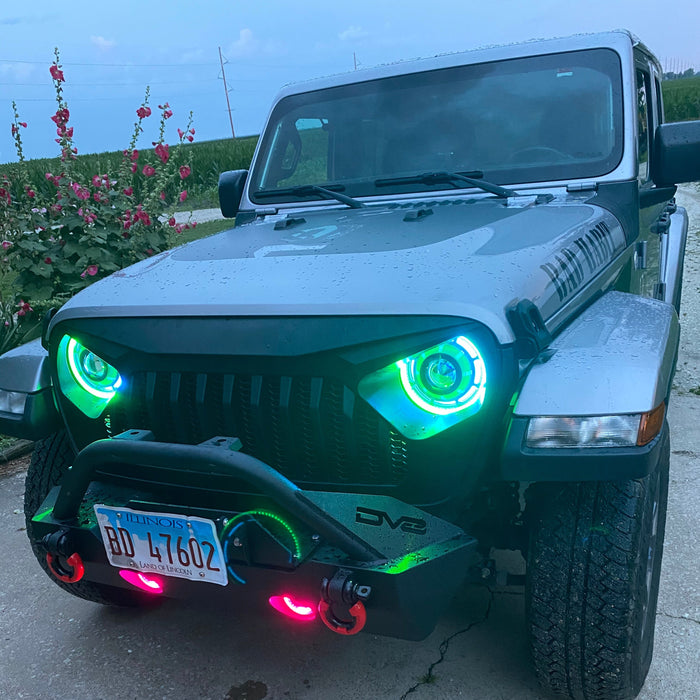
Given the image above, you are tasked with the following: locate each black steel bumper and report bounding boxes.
[31,430,479,640]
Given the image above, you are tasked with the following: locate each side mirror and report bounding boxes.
[218,169,248,218]
[652,120,700,186]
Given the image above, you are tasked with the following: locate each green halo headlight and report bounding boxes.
[57,335,123,418]
[397,336,486,415]
[358,334,488,440]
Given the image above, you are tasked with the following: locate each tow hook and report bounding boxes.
[318,569,371,636]
[40,528,85,584]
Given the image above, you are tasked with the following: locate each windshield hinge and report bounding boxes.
[566,182,598,193]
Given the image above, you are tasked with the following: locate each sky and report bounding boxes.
[1,0,698,162]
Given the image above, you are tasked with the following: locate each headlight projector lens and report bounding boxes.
[398,336,486,415]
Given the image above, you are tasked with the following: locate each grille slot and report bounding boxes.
[110,372,409,487]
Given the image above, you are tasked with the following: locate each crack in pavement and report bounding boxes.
[399,587,494,700]
[658,611,700,626]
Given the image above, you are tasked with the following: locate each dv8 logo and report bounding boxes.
[355,506,427,534]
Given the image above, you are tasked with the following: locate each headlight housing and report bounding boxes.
[358,334,487,440]
[56,335,122,418]
[525,403,665,449]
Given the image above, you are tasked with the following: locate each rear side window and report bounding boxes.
[636,68,651,181]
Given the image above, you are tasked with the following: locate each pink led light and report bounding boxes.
[119,569,164,594]
[268,594,317,621]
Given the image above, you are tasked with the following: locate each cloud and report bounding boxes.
[90,35,117,51]
[226,28,283,59]
[338,25,369,41]
[0,62,35,81]
[0,17,22,25]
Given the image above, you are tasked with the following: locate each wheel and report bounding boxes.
[526,428,669,700]
[24,431,154,606]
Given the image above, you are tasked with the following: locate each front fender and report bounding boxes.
[500,291,678,481]
[0,338,60,440]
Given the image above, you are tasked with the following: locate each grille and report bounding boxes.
[108,372,410,487]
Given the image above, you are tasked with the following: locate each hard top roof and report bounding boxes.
[273,30,658,100]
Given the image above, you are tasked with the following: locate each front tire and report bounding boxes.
[24,431,153,607]
[526,429,669,700]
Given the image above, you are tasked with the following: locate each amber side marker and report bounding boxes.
[638,403,666,446]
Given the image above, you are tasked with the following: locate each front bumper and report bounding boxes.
[30,430,479,640]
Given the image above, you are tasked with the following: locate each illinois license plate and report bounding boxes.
[94,505,228,586]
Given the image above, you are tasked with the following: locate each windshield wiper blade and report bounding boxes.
[255,184,365,209]
[375,171,517,198]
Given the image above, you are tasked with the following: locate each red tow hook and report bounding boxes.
[318,569,371,636]
[46,552,85,584]
[318,599,367,636]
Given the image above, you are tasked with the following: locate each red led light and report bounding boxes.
[119,569,164,594]
[269,594,317,621]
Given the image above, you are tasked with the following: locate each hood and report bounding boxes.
[51,195,626,344]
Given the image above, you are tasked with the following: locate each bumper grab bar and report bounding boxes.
[52,433,384,563]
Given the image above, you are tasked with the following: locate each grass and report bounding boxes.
[174,217,234,245]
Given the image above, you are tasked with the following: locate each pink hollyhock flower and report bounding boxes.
[154,143,169,164]
[17,300,33,317]
[130,163,138,174]
[25,187,35,198]
[164,109,173,119]
[49,64,65,82]
[136,106,152,119]
[159,191,166,201]
[186,134,194,142]
[123,186,133,196]
[168,217,176,227]
[179,190,187,203]
[174,224,184,234]
[20,121,27,128]
[189,128,195,135]
[142,164,156,177]
[177,128,184,139]
[86,265,98,276]
[0,188,10,204]
[1,241,11,250]
[44,257,52,264]
[179,165,191,180]
[91,174,104,187]
[70,182,90,200]
[131,149,139,162]
[146,248,154,256]
[51,108,70,126]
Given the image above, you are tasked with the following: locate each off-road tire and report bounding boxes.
[526,429,669,700]
[24,431,152,606]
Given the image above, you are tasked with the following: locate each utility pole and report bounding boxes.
[218,46,236,139]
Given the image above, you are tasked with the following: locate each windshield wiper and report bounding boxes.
[254,184,365,209]
[375,171,517,198]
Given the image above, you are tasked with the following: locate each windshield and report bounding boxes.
[249,48,623,203]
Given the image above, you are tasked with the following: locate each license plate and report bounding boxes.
[94,505,228,586]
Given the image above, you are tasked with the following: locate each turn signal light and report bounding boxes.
[269,595,317,621]
[638,403,665,446]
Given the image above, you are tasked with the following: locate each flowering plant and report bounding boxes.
[0,48,195,346]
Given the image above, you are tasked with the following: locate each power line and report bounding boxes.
[0,79,219,87]
[0,58,217,67]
